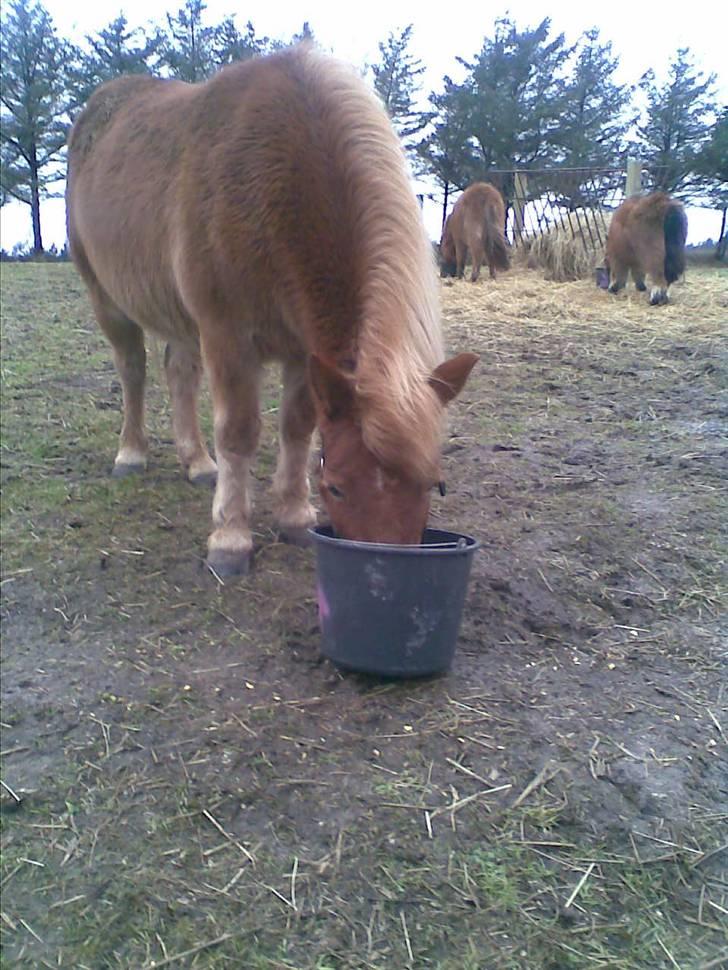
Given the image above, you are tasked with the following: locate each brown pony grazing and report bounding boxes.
[440,182,510,283]
[66,45,478,576]
[606,192,688,305]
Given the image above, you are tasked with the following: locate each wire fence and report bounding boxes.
[496,167,626,251]
[421,166,632,255]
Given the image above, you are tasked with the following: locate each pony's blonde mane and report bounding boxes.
[301,48,445,484]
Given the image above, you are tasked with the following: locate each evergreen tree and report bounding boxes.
[289,21,315,46]
[634,49,716,198]
[556,29,634,168]
[694,107,728,258]
[545,27,635,208]
[416,79,479,225]
[160,0,216,82]
[371,25,427,147]
[0,0,74,253]
[212,17,269,67]
[458,17,572,175]
[70,15,162,107]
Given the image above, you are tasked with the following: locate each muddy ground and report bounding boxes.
[1,260,726,969]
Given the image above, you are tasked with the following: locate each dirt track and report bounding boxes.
[1,261,726,968]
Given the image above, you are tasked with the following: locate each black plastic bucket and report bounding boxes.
[309,525,479,677]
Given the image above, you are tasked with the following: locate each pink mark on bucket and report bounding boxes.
[317,582,330,623]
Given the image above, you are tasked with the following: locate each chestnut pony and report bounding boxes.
[606,192,687,305]
[440,182,510,283]
[66,46,478,575]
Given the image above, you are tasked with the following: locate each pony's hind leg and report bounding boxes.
[272,359,317,544]
[469,239,485,283]
[90,292,149,476]
[455,240,467,279]
[203,334,262,576]
[164,339,217,485]
[644,241,670,305]
[607,261,628,295]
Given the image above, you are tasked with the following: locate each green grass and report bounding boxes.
[2,262,726,969]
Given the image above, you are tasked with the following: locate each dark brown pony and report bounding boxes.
[440,182,510,282]
[606,192,688,305]
[66,46,478,575]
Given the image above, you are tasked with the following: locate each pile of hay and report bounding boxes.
[440,253,723,342]
[517,208,612,282]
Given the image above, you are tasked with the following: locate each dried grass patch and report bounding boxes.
[440,260,727,346]
[512,209,612,282]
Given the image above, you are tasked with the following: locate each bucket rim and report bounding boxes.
[308,524,480,556]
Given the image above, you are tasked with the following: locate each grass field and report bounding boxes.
[1,260,726,968]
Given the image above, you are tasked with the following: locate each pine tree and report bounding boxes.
[289,22,315,46]
[459,17,572,173]
[370,25,427,148]
[556,28,634,169]
[70,15,162,108]
[211,17,269,67]
[694,107,728,258]
[634,49,716,198]
[416,79,479,226]
[160,0,217,82]
[0,0,74,253]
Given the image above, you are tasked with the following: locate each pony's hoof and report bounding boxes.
[206,549,252,578]
[277,525,313,547]
[189,469,217,487]
[112,461,145,478]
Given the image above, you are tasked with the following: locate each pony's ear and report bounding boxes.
[428,353,479,405]
[309,354,357,420]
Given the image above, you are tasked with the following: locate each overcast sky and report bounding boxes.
[1,0,726,249]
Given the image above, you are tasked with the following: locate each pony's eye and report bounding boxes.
[326,483,345,500]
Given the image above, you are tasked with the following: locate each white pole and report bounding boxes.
[626,158,642,197]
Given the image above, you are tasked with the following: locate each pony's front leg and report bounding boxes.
[273,359,317,545]
[645,252,670,305]
[203,343,262,576]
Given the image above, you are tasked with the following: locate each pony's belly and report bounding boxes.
[251,322,307,362]
[93,256,199,345]
[123,288,198,344]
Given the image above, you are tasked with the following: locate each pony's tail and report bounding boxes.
[664,202,687,284]
[484,206,510,272]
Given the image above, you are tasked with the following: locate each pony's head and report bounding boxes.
[309,352,478,544]
[439,219,457,278]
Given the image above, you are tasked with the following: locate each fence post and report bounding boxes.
[513,171,528,242]
[626,158,642,197]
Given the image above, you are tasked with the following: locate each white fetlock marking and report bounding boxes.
[189,454,217,480]
[278,501,317,531]
[115,446,147,467]
[212,452,252,526]
[208,527,253,555]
